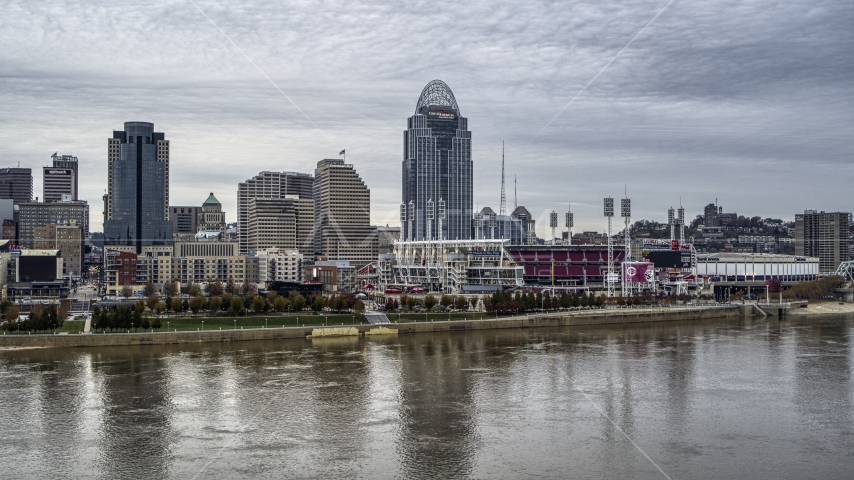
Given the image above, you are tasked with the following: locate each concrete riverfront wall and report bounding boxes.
[391,306,743,336]
[0,306,744,350]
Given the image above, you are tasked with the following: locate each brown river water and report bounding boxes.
[1,314,853,479]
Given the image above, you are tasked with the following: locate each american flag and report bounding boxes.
[339,149,345,155]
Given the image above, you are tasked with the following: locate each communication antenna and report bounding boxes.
[499,142,506,216]
[604,197,615,297]
[514,175,517,210]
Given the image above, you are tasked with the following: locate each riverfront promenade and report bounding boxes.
[0,304,745,350]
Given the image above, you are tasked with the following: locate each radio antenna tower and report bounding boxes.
[514,175,517,210]
[499,142,507,216]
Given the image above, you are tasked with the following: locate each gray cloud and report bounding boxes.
[1,0,852,236]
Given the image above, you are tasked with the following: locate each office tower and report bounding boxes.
[17,200,89,248]
[313,158,377,264]
[104,121,172,252]
[0,167,33,204]
[245,197,314,257]
[169,206,202,235]
[0,199,13,223]
[1,220,16,244]
[402,80,472,240]
[795,210,851,273]
[703,203,720,227]
[471,206,533,245]
[33,221,83,277]
[198,192,226,233]
[237,171,313,254]
[43,154,78,202]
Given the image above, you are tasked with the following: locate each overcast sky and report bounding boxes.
[1,0,852,237]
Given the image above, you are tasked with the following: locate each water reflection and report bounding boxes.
[1,314,854,479]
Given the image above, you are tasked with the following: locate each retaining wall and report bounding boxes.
[0,306,743,350]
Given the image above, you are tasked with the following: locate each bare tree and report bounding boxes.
[121,285,133,299]
[225,277,237,295]
[207,278,224,296]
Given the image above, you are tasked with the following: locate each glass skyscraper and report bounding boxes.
[402,80,472,241]
[104,121,172,252]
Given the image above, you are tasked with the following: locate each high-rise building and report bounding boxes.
[33,221,83,277]
[376,226,401,255]
[0,199,13,223]
[795,210,851,273]
[104,122,172,252]
[43,154,78,202]
[237,171,313,254]
[471,206,534,245]
[17,200,89,248]
[255,248,304,283]
[169,206,202,236]
[245,197,314,257]
[313,158,378,264]
[0,167,33,205]
[402,80,472,241]
[198,192,226,233]
[703,203,720,227]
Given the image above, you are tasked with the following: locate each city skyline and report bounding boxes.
[1,0,852,236]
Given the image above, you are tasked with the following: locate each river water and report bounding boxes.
[1,314,853,479]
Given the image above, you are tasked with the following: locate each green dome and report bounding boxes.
[203,192,220,205]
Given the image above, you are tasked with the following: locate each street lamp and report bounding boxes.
[201,320,204,331]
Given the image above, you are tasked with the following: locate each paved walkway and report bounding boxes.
[364,312,391,324]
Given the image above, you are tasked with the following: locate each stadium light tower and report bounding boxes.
[621,198,631,297]
[489,211,497,239]
[400,203,407,240]
[549,211,558,245]
[408,201,415,241]
[604,197,615,297]
[678,206,685,246]
[426,198,434,241]
[437,198,446,241]
[565,203,573,246]
[473,211,483,240]
[668,207,675,244]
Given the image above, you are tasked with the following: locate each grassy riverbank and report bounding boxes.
[100,313,368,333]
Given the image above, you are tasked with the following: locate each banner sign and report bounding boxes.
[622,262,655,283]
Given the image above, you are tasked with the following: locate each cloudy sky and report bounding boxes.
[1,0,852,237]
